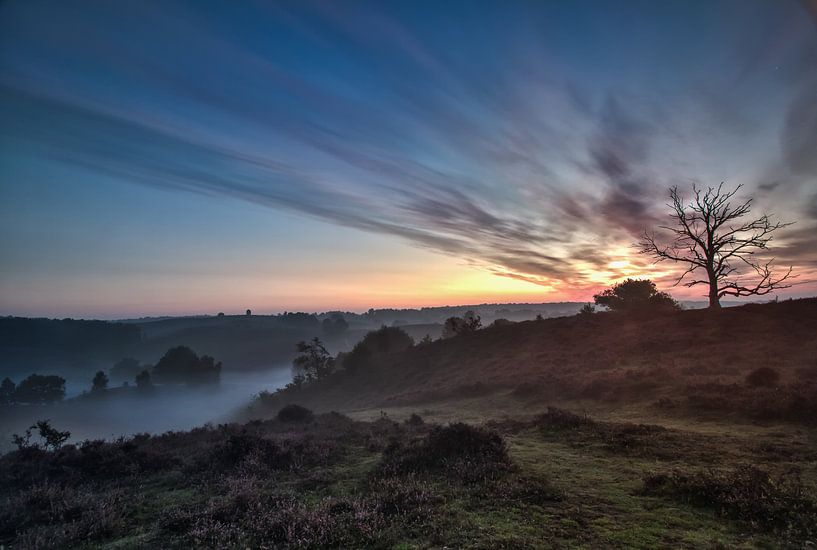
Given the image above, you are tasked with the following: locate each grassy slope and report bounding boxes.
[253,297,817,412]
[3,299,816,548]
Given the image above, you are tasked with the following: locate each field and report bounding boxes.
[2,299,816,548]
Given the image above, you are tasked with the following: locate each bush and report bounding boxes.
[745,366,780,387]
[640,466,817,537]
[13,374,66,404]
[153,346,221,385]
[277,404,314,423]
[379,423,511,481]
[536,407,595,431]
[593,279,679,313]
[342,326,414,374]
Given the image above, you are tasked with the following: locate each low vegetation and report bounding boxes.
[3,402,815,548]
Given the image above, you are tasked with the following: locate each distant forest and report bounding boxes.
[1,300,720,379]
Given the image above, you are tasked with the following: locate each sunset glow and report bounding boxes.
[1,0,816,318]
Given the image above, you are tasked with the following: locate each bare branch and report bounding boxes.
[639,183,794,308]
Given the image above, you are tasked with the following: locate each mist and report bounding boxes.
[0,367,292,453]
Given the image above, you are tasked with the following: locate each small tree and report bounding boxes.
[293,337,334,381]
[578,304,596,316]
[640,183,793,308]
[594,279,679,313]
[91,370,109,392]
[442,310,482,338]
[14,374,66,404]
[153,346,221,385]
[342,326,414,374]
[12,420,70,452]
[135,369,153,392]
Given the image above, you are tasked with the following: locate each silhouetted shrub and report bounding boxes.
[745,366,780,387]
[153,346,221,385]
[594,278,679,313]
[293,338,334,381]
[640,466,817,538]
[379,423,511,481]
[342,326,414,374]
[441,311,482,338]
[277,404,314,423]
[12,420,71,452]
[13,374,66,404]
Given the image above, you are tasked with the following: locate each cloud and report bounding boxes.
[1,0,816,298]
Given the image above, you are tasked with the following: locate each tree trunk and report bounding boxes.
[708,274,721,309]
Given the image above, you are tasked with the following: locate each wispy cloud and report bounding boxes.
[1,0,815,298]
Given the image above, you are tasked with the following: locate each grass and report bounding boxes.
[4,300,817,547]
[2,399,815,548]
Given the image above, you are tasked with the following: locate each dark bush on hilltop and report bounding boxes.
[745,366,780,387]
[379,423,511,481]
[441,310,482,338]
[91,370,109,392]
[152,346,221,385]
[12,374,66,404]
[342,326,414,374]
[277,404,314,422]
[640,466,817,538]
[594,278,679,313]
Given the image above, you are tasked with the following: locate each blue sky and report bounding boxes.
[1,0,816,317]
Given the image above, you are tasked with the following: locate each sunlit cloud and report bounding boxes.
[1,0,816,316]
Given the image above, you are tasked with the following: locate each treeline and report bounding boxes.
[0,317,142,355]
[1,374,66,405]
[0,346,223,406]
[103,346,222,392]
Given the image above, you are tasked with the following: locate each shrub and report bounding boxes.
[536,407,595,431]
[342,326,414,374]
[12,420,70,452]
[745,366,780,387]
[153,346,221,385]
[379,423,511,481]
[277,404,314,423]
[593,279,679,313]
[639,466,817,537]
[13,374,66,404]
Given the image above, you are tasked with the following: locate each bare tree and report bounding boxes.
[640,183,793,309]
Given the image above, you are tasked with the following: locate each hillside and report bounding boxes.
[253,298,817,420]
[3,299,817,548]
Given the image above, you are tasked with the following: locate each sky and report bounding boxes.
[1,0,816,318]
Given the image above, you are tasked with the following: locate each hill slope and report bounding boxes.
[255,298,817,418]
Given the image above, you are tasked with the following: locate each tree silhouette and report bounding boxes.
[594,279,679,313]
[640,183,793,308]
[91,370,109,392]
[135,369,153,392]
[293,337,334,381]
[13,374,66,404]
